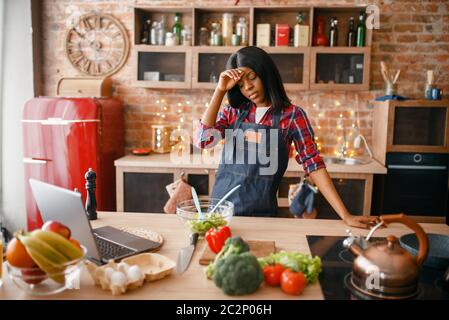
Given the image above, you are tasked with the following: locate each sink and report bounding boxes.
[323,156,372,165]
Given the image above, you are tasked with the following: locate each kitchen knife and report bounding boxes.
[176,233,199,274]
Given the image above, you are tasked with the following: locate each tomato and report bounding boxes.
[280,269,307,295]
[263,264,285,286]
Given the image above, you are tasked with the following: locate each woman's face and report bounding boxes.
[236,67,267,107]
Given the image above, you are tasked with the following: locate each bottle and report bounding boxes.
[141,19,151,44]
[172,12,182,45]
[312,16,328,46]
[181,25,192,46]
[294,13,302,47]
[294,13,309,47]
[356,11,366,47]
[347,17,356,47]
[157,15,166,45]
[329,17,338,47]
[150,21,159,45]
[236,17,248,46]
[222,13,234,46]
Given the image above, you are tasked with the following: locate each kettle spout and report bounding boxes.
[343,230,367,257]
[346,241,364,257]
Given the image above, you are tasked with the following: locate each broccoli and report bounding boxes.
[204,236,250,279]
[213,252,264,296]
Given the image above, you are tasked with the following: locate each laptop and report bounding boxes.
[29,179,162,265]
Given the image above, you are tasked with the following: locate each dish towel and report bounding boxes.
[289,181,318,217]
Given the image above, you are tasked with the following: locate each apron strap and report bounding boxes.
[272,109,282,128]
[233,108,249,130]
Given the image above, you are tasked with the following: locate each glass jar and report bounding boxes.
[199,27,209,46]
[165,32,176,46]
[236,17,248,46]
[222,13,234,46]
[210,22,222,46]
[181,25,192,46]
[231,34,241,46]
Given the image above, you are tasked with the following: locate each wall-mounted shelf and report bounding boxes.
[132,5,373,91]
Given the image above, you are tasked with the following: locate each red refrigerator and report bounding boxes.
[22,97,124,230]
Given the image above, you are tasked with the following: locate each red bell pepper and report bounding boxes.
[205,226,232,254]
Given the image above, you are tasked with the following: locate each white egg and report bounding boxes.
[110,271,127,287]
[117,262,130,274]
[126,265,144,282]
[104,267,115,281]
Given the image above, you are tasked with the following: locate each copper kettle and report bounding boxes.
[343,213,429,299]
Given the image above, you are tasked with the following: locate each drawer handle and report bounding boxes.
[388,165,447,170]
[24,157,52,164]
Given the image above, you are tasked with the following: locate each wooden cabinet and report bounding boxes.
[372,99,449,165]
[133,5,373,91]
[116,157,377,218]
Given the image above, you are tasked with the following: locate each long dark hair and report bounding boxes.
[225,46,291,112]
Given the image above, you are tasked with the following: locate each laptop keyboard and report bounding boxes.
[94,235,135,261]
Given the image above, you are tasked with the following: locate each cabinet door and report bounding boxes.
[135,48,192,89]
[277,177,365,219]
[124,172,174,213]
[314,178,365,219]
[186,172,209,196]
[310,47,370,91]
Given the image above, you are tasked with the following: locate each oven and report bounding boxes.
[372,152,449,218]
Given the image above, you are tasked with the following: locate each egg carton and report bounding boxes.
[86,253,176,295]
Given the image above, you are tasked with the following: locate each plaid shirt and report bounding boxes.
[195,102,326,175]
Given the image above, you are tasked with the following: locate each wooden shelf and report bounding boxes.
[133,5,373,90]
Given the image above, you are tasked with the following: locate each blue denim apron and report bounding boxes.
[211,107,289,217]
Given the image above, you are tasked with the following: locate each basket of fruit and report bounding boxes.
[5,221,86,296]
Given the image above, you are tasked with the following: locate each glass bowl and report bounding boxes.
[6,246,87,296]
[176,197,234,235]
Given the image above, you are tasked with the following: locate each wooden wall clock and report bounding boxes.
[65,13,130,76]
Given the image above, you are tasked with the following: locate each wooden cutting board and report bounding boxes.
[199,240,276,265]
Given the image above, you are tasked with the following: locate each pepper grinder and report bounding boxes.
[85,168,98,220]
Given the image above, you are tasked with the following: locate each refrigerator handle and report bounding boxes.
[23,157,52,164]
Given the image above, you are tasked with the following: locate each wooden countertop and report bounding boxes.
[115,153,387,174]
[2,212,448,300]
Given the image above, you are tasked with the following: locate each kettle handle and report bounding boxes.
[380,213,429,266]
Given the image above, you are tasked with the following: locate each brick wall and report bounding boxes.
[39,0,449,155]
